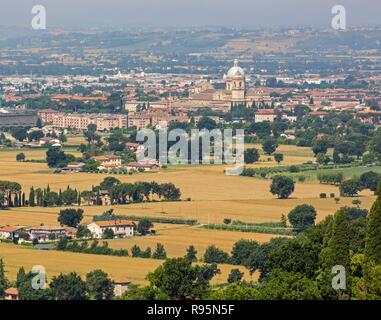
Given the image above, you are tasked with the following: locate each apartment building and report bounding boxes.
[52,113,127,131]
[37,109,65,124]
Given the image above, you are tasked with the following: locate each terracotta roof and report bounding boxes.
[310,111,328,116]
[93,155,121,161]
[126,162,159,168]
[256,109,275,115]
[0,226,24,233]
[93,220,134,228]
[5,287,18,295]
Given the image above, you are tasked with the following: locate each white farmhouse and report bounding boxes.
[87,220,135,239]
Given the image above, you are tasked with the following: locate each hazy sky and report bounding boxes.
[1,0,380,29]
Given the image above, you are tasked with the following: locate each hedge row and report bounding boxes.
[93,214,198,226]
[201,224,295,236]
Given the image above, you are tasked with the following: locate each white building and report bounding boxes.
[254,109,277,123]
[87,220,135,239]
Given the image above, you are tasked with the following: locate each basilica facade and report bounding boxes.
[173,59,270,111]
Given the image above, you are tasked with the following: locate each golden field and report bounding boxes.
[0,144,377,285]
[0,243,256,285]
[106,224,283,258]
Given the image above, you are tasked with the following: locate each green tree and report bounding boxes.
[16,266,26,288]
[197,117,217,131]
[339,178,363,197]
[160,183,181,201]
[312,139,329,155]
[360,171,381,194]
[131,245,142,257]
[76,225,92,239]
[319,209,351,299]
[84,124,100,144]
[137,218,153,235]
[46,147,73,168]
[58,208,84,227]
[270,175,295,199]
[103,228,115,239]
[273,153,284,164]
[50,273,87,300]
[365,182,381,264]
[17,271,52,300]
[288,204,317,230]
[152,243,167,260]
[262,137,278,155]
[204,245,230,264]
[147,258,218,300]
[16,152,25,161]
[185,245,198,262]
[231,239,259,266]
[244,148,260,164]
[99,177,121,191]
[86,269,114,300]
[227,269,244,283]
[61,188,78,205]
[36,117,43,128]
[27,130,44,142]
[0,259,8,298]
[11,127,27,141]
[260,270,321,300]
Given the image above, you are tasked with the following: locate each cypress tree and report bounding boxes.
[0,259,7,298]
[185,245,198,262]
[319,209,351,299]
[16,266,26,288]
[29,187,35,207]
[8,192,13,207]
[365,182,381,264]
[58,189,63,206]
[22,192,26,206]
[152,243,167,259]
[14,193,19,207]
[18,191,22,207]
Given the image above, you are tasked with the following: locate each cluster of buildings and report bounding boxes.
[38,110,128,131]
[2,60,381,133]
[0,220,135,243]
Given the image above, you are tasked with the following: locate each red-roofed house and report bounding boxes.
[0,226,25,241]
[254,109,276,123]
[87,220,135,239]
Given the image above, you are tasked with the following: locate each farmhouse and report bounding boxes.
[61,162,85,173]
[27,226,69,242]
[125,161,160,172]
[87,220,135,239]
[0,226,25,241]
[254,109,276,123]
[92,155,122,170]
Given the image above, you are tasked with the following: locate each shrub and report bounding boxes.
[298,176,306,182]
[223,219,232,225]
[320,193,327,199]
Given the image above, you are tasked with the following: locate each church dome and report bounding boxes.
[226,59,245,78]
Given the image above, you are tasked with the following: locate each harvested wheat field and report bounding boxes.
[107,224,283,258]
[0,243,255,285]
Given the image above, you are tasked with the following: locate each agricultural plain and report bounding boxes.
[0,143,378,283]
